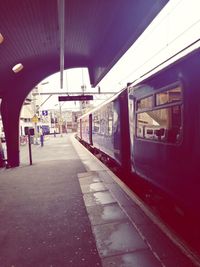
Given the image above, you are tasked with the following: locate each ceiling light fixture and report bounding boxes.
[0,33,4,44]
[12,63,24,73]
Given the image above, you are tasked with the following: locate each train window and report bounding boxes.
[100,118,106,134]
[156,86,182,106]
[99,107,107,135]
[107,104,113,136]
[136,104,182,144]
[98,104,113,136]
[108,112,113,136]
[93,113,100,133]
[137,95,153,111]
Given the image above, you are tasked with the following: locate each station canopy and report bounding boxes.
[0,0,170,168]
[0,0,169,98]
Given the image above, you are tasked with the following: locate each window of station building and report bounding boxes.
[137,95,153,111]
[136,105,182,144]
[156,85,182,106]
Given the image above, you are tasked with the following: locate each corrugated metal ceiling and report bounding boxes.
[0,0,169,97]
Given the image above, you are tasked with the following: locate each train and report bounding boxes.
[77,45,200,220]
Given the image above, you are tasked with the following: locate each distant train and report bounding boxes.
[77,46,200,219]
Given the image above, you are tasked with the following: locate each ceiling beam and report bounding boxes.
[58,0,65,89]
[32,91,115,95]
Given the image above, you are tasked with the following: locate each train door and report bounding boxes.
[0,98,6,167]
[89,114,93,145]
[80,119,82,139]
[127,87,136,172]
[0,135,4,167]
[117,90,131,173]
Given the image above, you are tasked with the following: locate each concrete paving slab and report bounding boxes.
[107,184,136,208]
[78,171,99,179]
[78,171,102,185]
[80,182,107,194]
[79,176,102,185]
[86,203,127,226]
[137,222,195,264]
[161,254,197,267]
[101,250,162,267]
[98,170,117,185]
[83,191,116,207]
[125,205,154,226]
[93,220,148,257]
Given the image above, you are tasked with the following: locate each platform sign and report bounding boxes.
[58,95,93,102]
[42,110,48,116]
[32,115,38,123]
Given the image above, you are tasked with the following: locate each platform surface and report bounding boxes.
[0,134,198,267]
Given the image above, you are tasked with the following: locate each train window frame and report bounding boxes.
[136,95,154,111]
[99,105,110,136]
[93,112,100,134]
[135,82,183,145]
[82,116,90,135]
[155,82,182,107]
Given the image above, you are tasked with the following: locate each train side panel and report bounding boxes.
[128,48,200,215]
[118,90,131,173]
[92,95,122,166]
[77,118,82,139]
[78,114,92,145]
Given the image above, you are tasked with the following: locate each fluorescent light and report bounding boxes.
[0,33,4,44]
[12,63,24,73]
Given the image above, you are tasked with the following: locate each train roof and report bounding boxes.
[79,40,200,121]
[128,39,200,90]
[78,88,126,120]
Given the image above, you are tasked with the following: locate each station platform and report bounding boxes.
[0,134,199,267]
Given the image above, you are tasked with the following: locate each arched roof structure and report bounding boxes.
[0,0,169,167]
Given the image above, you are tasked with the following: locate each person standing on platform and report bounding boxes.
[0,139,5,167]
[40,128,44,147]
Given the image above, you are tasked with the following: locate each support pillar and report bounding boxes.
[1,97,21,167]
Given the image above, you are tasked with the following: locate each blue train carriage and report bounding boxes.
[77,112,92,145]
[128,46,200,218]
[91,93,121,166]
[86,89,130,170]
[77,116,82,140]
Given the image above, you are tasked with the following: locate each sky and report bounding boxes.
[38,0,200,111]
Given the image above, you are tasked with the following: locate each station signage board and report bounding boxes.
[58,95,93,102]
[42,110,48,116]
[32,115,38,123]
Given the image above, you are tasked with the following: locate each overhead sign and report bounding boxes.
[58,95,93,102]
